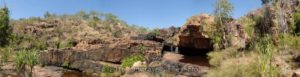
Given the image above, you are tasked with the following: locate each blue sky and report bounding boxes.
[2,0,261,28]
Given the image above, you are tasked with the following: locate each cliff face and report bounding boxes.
[5,1,300,76]
[247,0,300,35]
[174,14,215,50]
[173,14,249,51]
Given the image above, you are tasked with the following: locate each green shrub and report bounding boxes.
[102,64,115,73]
[138,45,145,52]
[14,49,38,73]
[256,35,280,77]
[113,30,123,38]
[101,64,117,77]
[278,34,300,52]
[127,24,148,34]
[32,40,47,50]
[211,32,222,50]
[0,7,10,47]
[208,35,282,77]
[237,16,259,38]
[15,50,27,72]
[0,47,11,63]
[145,29,161,40]
[121,55,144,68]
[58,39,77,49]
[293,13,300,35]
[26,50,38,68]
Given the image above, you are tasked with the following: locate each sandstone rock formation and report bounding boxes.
[39,38,162,75]
[173,14,215,51]
[225,21,249,48]
[173,13,250,50]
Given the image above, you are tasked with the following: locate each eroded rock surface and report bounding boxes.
[226,21,249,48]
[174,14,215,50]
[39,38,162,75]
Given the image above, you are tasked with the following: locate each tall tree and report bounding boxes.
[213,0,233,49]
[0,6,10,47]
[44,11,51,18]
[90,11,100,21]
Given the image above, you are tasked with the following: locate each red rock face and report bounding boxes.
[178,35,212,49]
[38,38,163,74]
[175,14,214,50]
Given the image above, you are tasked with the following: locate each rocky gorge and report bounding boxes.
[1,0,300,77]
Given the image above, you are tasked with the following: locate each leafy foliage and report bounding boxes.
[121,55,144,68]
[102,64,116,73]
[0,46,11,63]
[0,7,10,47]
[14,49,38,73]
[15,50,26,73]
[256,35,281,77]
[145,29,160,40]
[9,11,147,52]
[213,0,234,49]
[294,12,300,35]
[208,36,282,77]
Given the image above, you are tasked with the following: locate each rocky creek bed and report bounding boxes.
[0,14,224,77]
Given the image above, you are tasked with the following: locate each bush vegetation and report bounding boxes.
[256,35,281,77]
[208,35,282,77]
[207,0,289,77]
[213,0,233,49]
[0,6,10,47]
[293,12,300,35]
[145,29,161,40]
[207,55,261,77]
[101,64,117,77]
[14,49,38,76]
[121,55,145,68]
[0,46,12,64]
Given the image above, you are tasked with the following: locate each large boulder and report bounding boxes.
[174,14,215,50]
[174,13,249,50]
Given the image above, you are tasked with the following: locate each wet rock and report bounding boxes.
[162,60,183,73]
[179,64,208,76]
[161,60,208,77]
